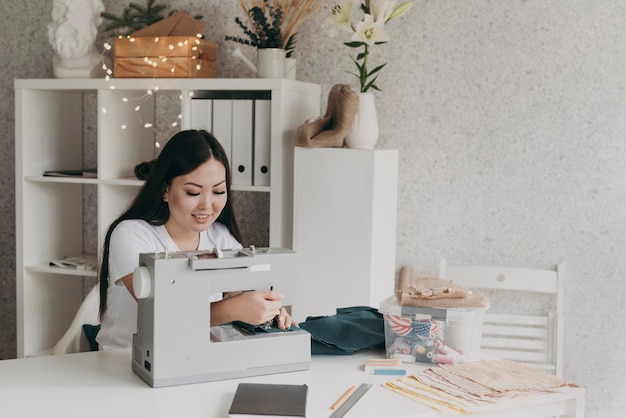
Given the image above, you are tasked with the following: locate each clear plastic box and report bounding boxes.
[379,295,486,365]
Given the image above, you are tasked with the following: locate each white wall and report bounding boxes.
[0,1,623,417]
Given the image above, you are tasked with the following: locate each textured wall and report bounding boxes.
[1,1,625,417]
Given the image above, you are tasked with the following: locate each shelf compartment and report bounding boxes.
[17,89,85,178]
[19,272,84,358]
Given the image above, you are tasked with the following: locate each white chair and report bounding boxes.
[439,259,564,377]
[51,285,100,355]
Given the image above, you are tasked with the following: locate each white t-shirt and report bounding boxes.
[96,219,242,350]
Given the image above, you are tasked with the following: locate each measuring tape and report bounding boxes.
[329,383,373,418]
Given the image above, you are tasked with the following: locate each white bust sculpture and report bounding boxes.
[47,0,105,78]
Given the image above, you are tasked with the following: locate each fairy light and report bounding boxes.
[99,32,213,147]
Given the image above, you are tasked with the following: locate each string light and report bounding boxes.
[99,32,213,148]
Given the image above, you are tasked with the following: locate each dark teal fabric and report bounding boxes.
[233,307,385,355]
[82,324,100,351]
[298,306,385,355]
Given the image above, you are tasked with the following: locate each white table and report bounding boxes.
[0,349,584,418]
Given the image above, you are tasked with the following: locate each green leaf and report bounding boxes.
[367,63,387,77]
[344,41,365,48]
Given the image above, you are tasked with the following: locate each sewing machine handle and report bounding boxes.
[187,248,254,271]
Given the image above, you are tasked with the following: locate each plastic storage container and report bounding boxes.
[379,295,486,365]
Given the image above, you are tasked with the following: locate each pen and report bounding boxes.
[330,385,356,410]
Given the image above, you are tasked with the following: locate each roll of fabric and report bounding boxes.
[134,159,156,180]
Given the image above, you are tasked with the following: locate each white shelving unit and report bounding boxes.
[15,78,320,358]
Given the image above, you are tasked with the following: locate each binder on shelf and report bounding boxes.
[43,168,97,178]
[212,99,233,165]
[231,99,253,187]
[189,98,213,132]
[253,99,271,187]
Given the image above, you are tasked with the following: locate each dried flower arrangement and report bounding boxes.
[226,0,321,56]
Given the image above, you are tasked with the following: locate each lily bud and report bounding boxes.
[388,2,413,21]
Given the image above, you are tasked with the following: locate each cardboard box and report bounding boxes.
[114,36,217,78]
[379,295,486,365]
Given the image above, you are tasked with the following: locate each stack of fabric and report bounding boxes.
[395,266,488,309]
[383,359,574,414]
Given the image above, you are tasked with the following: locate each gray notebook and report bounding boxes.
[228,383,308,418]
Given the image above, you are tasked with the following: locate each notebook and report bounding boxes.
[228,383,308,418]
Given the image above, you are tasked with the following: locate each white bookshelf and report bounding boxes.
[14,78,320,358]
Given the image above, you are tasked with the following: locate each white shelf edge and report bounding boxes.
[14,78,320,93]
[26,176,271,191]
[26,176,144,187]
[26,176,99,185]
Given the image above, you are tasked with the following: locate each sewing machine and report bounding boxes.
[131,247,311,387]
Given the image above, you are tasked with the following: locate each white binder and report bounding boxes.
[231,99,253,186]
[189,99,212,132]
[212,99,233,165]
[253,99,271,187]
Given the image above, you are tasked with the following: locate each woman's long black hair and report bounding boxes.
[98,130,242,318]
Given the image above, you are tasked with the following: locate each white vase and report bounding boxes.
[257,48,286,79]
[345,92,379,149]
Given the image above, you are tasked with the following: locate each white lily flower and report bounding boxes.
[372,0,397,23]
[352,14,389,46]
[324,0,355,37]
[326,0,414,92]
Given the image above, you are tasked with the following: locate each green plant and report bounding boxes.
[225,1,284,49]
[100,0,202,37]
[325,0,413,93]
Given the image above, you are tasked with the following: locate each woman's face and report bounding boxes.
[163,157,228,239]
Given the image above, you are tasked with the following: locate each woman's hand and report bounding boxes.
[275,305,298,330]
[211,290,298,329]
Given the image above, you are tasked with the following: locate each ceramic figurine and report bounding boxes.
[47,0,105,78]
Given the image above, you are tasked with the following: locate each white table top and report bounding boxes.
[0,349,584,418]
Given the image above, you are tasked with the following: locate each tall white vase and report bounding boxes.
[345,92,379,149]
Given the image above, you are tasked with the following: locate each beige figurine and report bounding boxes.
[295,84,359,148]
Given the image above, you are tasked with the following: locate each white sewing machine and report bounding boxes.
[131,247,311,387]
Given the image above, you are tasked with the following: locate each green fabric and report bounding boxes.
[299,306,384,355]
[233,307,385,355]
[82,324,100,351]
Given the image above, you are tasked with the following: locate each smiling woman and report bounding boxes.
[95,130,296,350]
